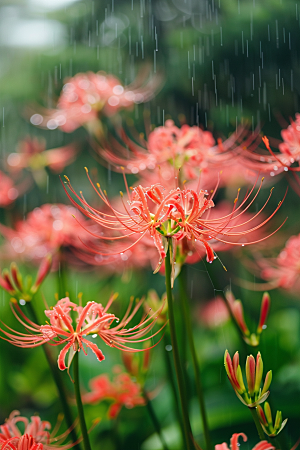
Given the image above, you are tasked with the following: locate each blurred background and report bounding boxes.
[0,0,300,449]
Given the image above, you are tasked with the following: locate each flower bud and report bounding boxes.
[257,402,287,437]
[31,255,52,293]
[257,292,270,334]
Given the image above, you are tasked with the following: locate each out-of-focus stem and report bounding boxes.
[142,388,170,450]
[165,240,194,450]
[73,351,92,450]
[163,333,186,444]
[178,268,213,450]
[249,407,265,440]
[26,301,80,450]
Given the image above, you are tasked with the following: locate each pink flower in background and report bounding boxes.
[256,233,300,291]
[7,137,77,174]
[198,296,229,328]
[0,171,20,208]
[215,433,274,450]
[95,120,257,188]
[279,114,300,165]
[0,203,99,269]
[29,70,160,133]
[0,410,73,450]
[0,295,165,371]
[82,371,145,418]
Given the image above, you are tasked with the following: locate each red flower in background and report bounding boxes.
[94,119,260,189]
[255,233,300,291]
[0,171,20,208]
[82,370,145,418]
[7,137,77,174]
[29,70,160,133]
[0,204,99,269]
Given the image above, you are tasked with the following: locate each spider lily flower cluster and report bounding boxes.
[0,256,52,302]
[63,168,285,277]
[225,291,270,346]
[82,370,145,419]
[256,402,288,437]
[0,295,165,371]
[215,432,275,450]
[224,351,272,407]
[0,410,75,450]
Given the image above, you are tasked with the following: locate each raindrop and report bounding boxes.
[19,299,26,306]
[92,334,97,338]
[165,344,172,352]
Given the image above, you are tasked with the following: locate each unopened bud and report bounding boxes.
[31,254,52,293]
[257,292,270,334]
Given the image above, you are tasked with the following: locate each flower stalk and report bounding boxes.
[249,407,266,441]
[73,350,92,450]
[142,388,170,450]
[178,267,213,450]
[165,239,194,450]
[26,301,80,450]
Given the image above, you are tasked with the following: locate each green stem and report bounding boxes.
[165,240,194,450]
[57,255,67,299]
[204,261,249,358]
[249,407,265,440]
[142,388,170,450]
[178,268,213,450]
[26,302,80,450]
[163,333,186,445]
[73,351,92,450]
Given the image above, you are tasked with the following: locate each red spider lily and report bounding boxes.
[82,371,145,419]
[198,296,230,329]
[93,119,260,187]
[215,432,274,450]
[7,138,77,175]
[63,169,286,276]
[28,70,161,133]
[0,171,20,208]
[0,411,75,450]
[0,204,100,270]
[248,233,300,292]
[0,295,165,371]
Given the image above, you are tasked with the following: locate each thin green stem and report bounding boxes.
[73,351,92,450]
[178,268,213,450]
[165,240,194,450]
[26,301,80,450]
[249,407,266,440]
[142,388,170,450]
[163,333,186,445]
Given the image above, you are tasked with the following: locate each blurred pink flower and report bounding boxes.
[215,433,274,450]
[279,114,300,165]
[0,410,74,450]
[0,204,99,269]
[255,233,300,291]
[95,120,257,188]
[29,70,160,133]
[82,371,145,418]
[7,137,77,174]
[0,171,20,207]
[0,295,165,371]
[198,296,229,328]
